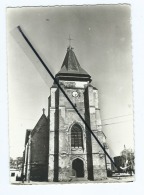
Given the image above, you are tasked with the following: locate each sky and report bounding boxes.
[7,5,134,159]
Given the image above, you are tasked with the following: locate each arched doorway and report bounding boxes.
[72,158,84,177]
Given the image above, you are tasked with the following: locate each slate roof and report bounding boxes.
[31,114,48,136]
[55,47,91,80]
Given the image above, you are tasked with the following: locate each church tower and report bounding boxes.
[48,46,108,182]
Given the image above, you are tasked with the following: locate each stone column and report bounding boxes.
[84,86,94,180]
[48,108,55,181]
[23,143,28,178]
[26,134,31,182]
[48,86,59,182]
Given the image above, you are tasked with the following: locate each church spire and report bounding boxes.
[55,46,91,82]
[62,46,80,71]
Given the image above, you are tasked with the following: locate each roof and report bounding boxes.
[55,47,91,81]
[31,113,48,136]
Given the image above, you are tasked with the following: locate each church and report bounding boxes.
[22,45,111,182]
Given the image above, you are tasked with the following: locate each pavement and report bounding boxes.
[11,175,134,185]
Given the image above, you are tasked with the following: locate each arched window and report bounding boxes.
[71,124,83,148]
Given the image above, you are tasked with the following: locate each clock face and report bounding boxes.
[72,91,78,97]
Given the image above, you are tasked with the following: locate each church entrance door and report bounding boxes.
[72,158,84,177]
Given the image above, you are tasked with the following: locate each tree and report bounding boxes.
[120,147,135,175]
[16,157,23,168]
[10,157,14,168]
[10,156,23,169]
[121,148,134,161]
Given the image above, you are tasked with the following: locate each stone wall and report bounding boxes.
[30,115,49,181]
[48,80,107,181]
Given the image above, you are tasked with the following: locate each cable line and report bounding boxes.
[102,114,132,121]
[99,120,132,127]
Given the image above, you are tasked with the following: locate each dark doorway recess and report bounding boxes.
[72,158,84,177]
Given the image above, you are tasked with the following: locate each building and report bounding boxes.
[10,168,22,183]
[22,46,111,182]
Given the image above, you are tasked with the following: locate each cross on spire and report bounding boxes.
[68,35,73,48]
[42,108,45,115]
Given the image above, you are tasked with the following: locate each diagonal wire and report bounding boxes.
[99,120,132,127]
[17,26,120,171]
[102,114,133,121]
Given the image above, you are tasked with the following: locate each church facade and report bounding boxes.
[22,46,111,182]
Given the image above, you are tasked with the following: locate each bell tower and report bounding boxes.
[48,46,108,182]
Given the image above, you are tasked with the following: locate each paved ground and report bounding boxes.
[11,176,134,185]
